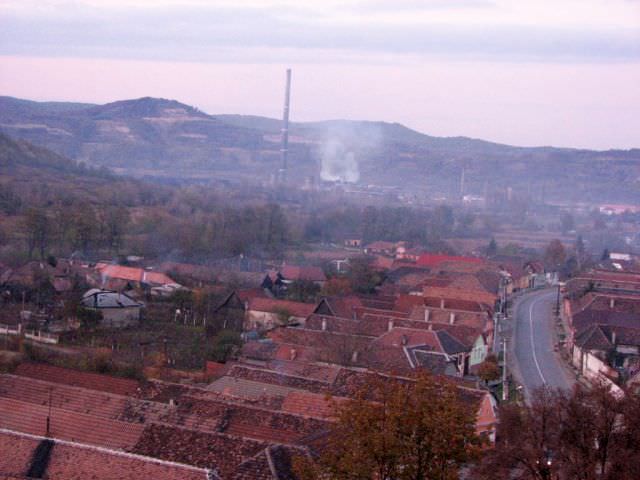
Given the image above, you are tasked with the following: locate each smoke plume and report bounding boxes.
[318,122,382,184]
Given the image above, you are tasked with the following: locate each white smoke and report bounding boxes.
[318,122,382,184]
[320,139,359,183]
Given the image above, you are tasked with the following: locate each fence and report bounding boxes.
[0,323,21,336]
[24,330,60,345]
[0,323,60,344]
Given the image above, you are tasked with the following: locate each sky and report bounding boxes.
[0,0,639,149]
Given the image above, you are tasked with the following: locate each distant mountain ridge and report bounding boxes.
[0,95,638,203]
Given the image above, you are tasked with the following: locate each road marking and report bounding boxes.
[529,296,547,385]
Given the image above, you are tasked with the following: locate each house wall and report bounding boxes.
[572,345,583,370]
[475,393,497,443]
[470,336,488,367]
[100,307,140,328]
[246,311,306,330]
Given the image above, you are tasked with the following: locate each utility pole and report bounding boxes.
[502,337,508,401]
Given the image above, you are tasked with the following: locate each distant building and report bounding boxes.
[80,289,143,327]
[599,204,640,216]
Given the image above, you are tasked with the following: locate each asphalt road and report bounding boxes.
[511,289,575,398]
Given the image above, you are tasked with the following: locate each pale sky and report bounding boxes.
[1,0,639,149]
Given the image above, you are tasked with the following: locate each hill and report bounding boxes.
[1,96,639,203]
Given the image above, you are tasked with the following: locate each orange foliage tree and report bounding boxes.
[295,371,481,480]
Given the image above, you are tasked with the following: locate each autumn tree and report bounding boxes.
[98,206,130,253]
[477,354,501,384]
[207,329,242,363]
[485,237,498,257]
[296,372,481,480]
[543,239,566,272]
[286,279,320,303]
[321,277,353,297]
[22,207,51,259]
[347,256,383,294]
[475,383,640,480]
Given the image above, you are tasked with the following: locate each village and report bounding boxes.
[2,230,639,478]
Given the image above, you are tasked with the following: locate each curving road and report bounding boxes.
[511,289,575,398]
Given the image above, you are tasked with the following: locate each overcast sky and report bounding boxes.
[1,0,639,149]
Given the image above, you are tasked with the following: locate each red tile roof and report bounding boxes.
[0,396,143,449]
[0,430,208,480]
[51,443,206,479]
[280,265,326,283]
[248,298,316,318]
[371,327,442,351]
[281,391,346,419]
[14,363,140,396]
[97,264,175,286]
[421,286,497,306]
[416,254,484,268]
[132,424,268,477]
[0,431,37,480]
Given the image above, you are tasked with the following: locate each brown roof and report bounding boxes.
[97,264,175,286]
[14,363,140,396]
[48,440,207,480]
[248,298,315,318]
[0,396,143,449]
[280,265,326,283]
[313,296,364,318]
[365,241,396,251]
[0,431,37,480]
[132,424,268,477]
[281,391,346,419]
[421,286,497,306]
[305,313,482,348]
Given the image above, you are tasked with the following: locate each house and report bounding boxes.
[94,263,177,290]
[80,289,143,327]
[363,241,397,256]
[344,238,363,248]
[524,261,546,288]
[246,298,316,330]
[279,265,326,286]
[415,254,484,269]
[213,289,270,331]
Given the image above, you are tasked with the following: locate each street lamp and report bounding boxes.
[536,449,554,480]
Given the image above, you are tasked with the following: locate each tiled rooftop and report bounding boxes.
[0,396,143,449]
[14,363,140,396]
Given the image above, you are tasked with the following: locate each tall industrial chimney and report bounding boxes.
[279,68,292,183]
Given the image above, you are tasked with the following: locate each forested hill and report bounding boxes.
[1,95,639,203]
[0,132,104,174]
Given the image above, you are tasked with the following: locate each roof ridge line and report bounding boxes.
[0,427,210,476]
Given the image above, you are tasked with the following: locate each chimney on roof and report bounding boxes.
[428,323,433,331]
[388,320,394,332]
[321,317,327,331]
[610,298,615,309]
[401,334,408,346]
[449,312,456,324]
[424,308,430,322]
[611,330,617,345]
[290,348,297,361]
[440,298,445,309]
[351,350,359,363]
